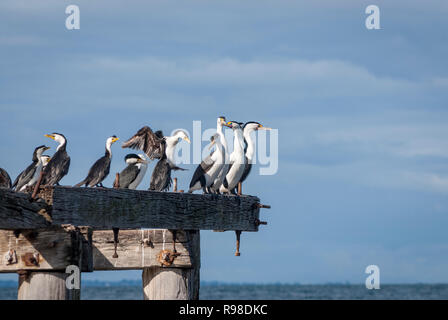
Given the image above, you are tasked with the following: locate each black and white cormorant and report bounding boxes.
[0,168,12,189]
[42,133,71,186]
[220,121,246,195]
[75,135,119,187]
[149,130,190,192]
[188,133,225,194]
[118,154,148,189]
[233,121,271,193]
[210,116,230,193]
[12,145,50,192]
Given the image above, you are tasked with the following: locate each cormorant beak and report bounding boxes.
[184,136,191,144]
[112,137,120,143]
[225,121,233,128]
[44,146,51,151]
[44,134,55,140]
[137,158,148,164]
[258,125,271,131]
[46,157,51,163]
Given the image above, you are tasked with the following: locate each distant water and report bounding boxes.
[1,284,447,300]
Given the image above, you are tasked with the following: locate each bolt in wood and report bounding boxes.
[112,227,119,258]
[235,230,242,256]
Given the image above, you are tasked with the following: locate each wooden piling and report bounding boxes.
[142,230,200,300]
[18,271,80,300]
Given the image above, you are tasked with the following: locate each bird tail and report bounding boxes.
[172,166,187,171]
[74,179,87,188]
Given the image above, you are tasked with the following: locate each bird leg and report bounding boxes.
[112,227,120,258]
[32,170,46,200]
[113,173,120,189]
[237,182,242,196]
[235,231,242,256]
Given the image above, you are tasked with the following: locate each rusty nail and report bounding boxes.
[173,178,178,192]
[255,203,271,209]
[255,219,268,226]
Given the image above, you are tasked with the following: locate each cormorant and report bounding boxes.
[75,135,119,187]
[220,121,246,195]
[0,168,12,189]
[12,145,50,192]
[233,121,271,193]
[121,126,164,160]
[118,154,148,189]
[42,133,71,186]
[210,116,231,193]
[188,133,225,194]
[149,130,190,192]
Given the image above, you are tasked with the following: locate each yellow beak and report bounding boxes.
[259,126,272,131]
[44,146,51,151]
[184,136,191,144]
[44,134,55,140]
[112,137,120,143]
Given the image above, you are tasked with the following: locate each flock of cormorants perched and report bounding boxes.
[0,117,270,195]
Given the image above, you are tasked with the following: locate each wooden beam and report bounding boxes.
[0,226,91,273]
[0,189,51,229]
[38,187,261,231]
[92,229,193,270]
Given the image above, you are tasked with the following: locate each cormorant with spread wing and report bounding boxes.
[42,133,71,186]
[188,133,225,194]
[13,145,50,192]
[149,130,190,192]
[220,121,246,195]
[75,135,119,187]
[118,154,148,189]
[121,126,164,160]
[0,168,12,188]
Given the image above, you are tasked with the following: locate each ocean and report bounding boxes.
[0,284,447,300]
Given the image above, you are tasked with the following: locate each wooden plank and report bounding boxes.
[46,187,261,231]
[0,189,51,229]
[0,226,88,273]
[92,229,192,270]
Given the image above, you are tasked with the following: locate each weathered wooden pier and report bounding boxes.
[0,186,268,300]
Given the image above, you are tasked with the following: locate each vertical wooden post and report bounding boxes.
[142,230,200,300]
[17,271,80,300]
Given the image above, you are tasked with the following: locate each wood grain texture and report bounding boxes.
[0,189,51,229]
[18,272,79,300]
[143,230,200,300]
[49,187,261,231]
[0,226,87,272]
[92,229,193,270]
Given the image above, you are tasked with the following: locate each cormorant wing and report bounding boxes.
[119,164,140,189]
[0,168,12,188]
[122,126,164,160]
[84,156,111,187]
[150,159,172,192]
[239,157,252,183]
[14,163,36,191]
[189,153,214,189]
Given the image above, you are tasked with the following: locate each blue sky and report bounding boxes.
[1,0,448,284]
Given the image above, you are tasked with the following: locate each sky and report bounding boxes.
[1,0,448,284]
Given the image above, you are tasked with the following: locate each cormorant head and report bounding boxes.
[172,130,191,144]
[209,133,221,150]
[106,135,120,146]
[125,153,147,164]
[243,121,271,132]
[44,133,66,145]
[41,155,51,166]
[217,116,227,127]
[33,145,51,161]
[226,121,243,130]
